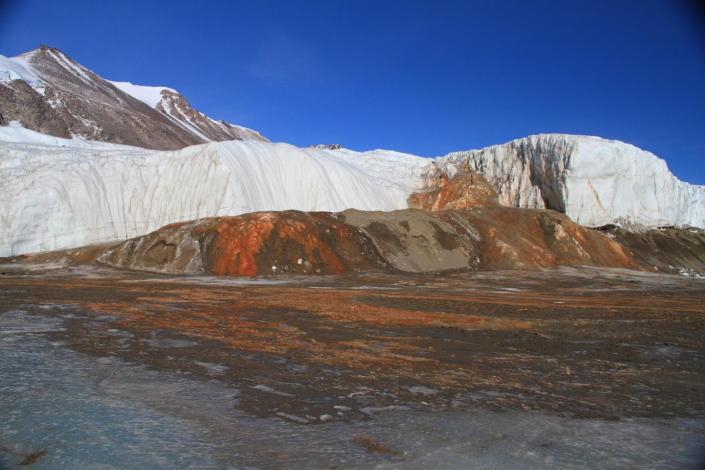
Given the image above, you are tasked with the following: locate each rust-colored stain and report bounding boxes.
[456,206,640,270]
[209,213,349,276]
[11,202,660,277]
[2,269,705,410]
[409,171,499,211]
[82,286,517,371]
[24,272,691,378]
[3,269,705,422]
[210,214,275,276]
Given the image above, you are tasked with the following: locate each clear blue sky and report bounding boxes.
[1,0,704,183]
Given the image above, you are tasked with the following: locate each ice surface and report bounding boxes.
[1,126,704,257]
[1,310,703,469]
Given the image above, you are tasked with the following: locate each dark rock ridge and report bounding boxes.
[309,144,342,150]
[0,46,266,149]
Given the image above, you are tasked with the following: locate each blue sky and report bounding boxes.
[1,0,704,183]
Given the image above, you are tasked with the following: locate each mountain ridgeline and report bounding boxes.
[0,46,266,149]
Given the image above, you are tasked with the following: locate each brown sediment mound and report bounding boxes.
[458,206,637,270]
[98,211,388,276]
[87,206,641,276]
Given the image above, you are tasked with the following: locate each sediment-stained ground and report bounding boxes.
[1,265,705,468]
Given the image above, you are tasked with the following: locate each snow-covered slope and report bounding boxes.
[108,81,176,108]
[430,134,705,228]
[0,54,42,87]
[0,126,427,256]
[0,46,267,148]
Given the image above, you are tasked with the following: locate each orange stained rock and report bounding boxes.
[272,218,346,273]
[207,213,348,276]
[210,214,276,276]
[409,171,499,211]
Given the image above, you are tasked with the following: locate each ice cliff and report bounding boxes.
[430,134,705,228]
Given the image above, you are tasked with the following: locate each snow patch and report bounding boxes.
[0,54,42,87]
[108,80,176,108]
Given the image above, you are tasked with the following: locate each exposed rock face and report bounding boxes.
[0,46,266,149]
[0,78,72,138]
[309,144,342,150]
[91,207,640,276]
[154,89,266,142]
[431,134,705,228]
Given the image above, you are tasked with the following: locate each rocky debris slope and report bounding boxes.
[601,226,705,277]
[82,205,639,276]
[0,46,265,149]
[428,134,705,228]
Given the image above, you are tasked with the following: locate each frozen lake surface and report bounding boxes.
[1,309,704,469]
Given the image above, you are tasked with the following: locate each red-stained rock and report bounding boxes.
[97,211,388,276]
[408,170,499,211]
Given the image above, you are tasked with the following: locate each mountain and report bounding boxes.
[0,45,266,149]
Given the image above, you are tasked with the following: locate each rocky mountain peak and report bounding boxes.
[0,45,267,148]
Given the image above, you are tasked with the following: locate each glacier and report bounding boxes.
[0,126,426,256]
[1,126,703,257]
[432,134,705,229]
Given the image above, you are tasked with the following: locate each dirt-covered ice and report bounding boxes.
[1,267,705,468]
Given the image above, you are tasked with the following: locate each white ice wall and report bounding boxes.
[0,127,426,256]
[435,134,705,228]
